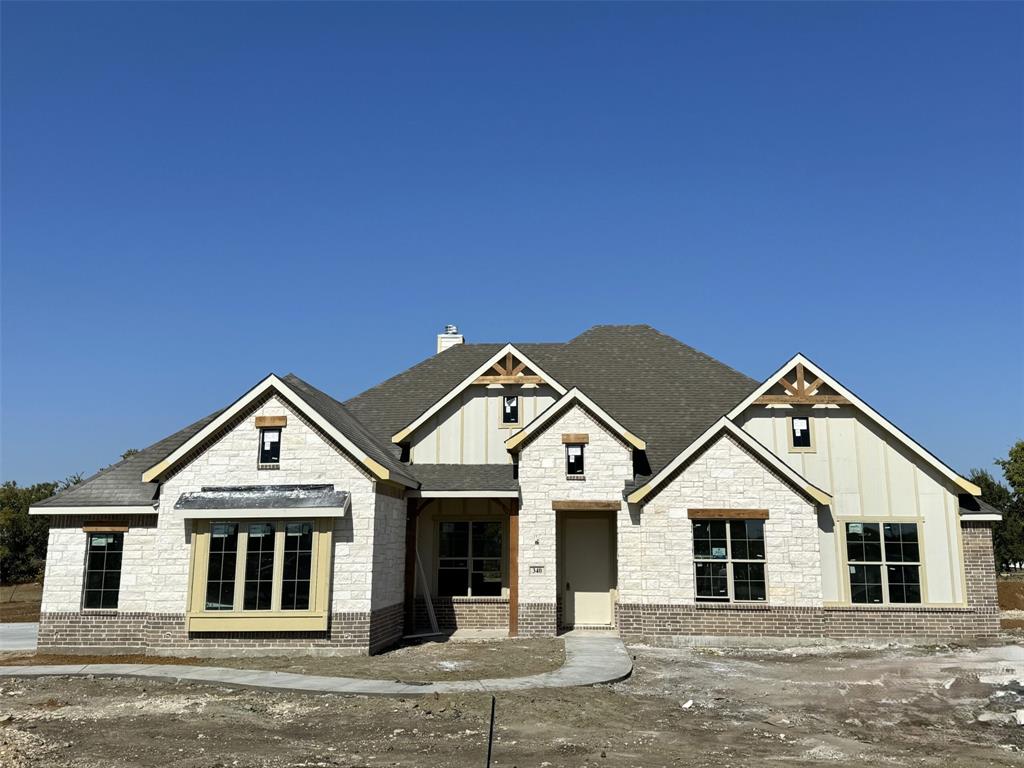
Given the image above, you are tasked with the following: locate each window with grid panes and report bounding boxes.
[437,521,503,597]
[845,521,921,604]
[693,519,767,602]
[83,532,124,609]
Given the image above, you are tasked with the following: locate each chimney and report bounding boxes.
[436,324,464,354]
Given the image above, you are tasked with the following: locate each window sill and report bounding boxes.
[257,464,280,471]
[434,595,509,603]
[187,611,328,632]
[566,475,586,481]
[694,601,771,611]
[823,604,970,613]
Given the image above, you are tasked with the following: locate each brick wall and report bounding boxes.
[413,597,509,632]
[617,520,1000,643]
[518,602,557,637]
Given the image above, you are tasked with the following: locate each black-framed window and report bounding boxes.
[693,519,766,602]
[281,522,314,611]
[845,521,921,604]
[243,523,275,610]
[259,428,281,465]
[437,521,503,597]
[566,444,585,476]
[206,523,239,610]
[502,395,520,425]
[83,532,123,609]
[791,416,812,449]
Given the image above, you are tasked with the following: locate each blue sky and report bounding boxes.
[2,2,1022,484]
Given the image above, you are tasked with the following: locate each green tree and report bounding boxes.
[971,439,1024,572]
[0,474,82,583]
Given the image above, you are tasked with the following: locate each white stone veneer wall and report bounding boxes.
[370,489,407,610]
[625,434,823,606]
[517,405,633,604]
[153,395,379,614]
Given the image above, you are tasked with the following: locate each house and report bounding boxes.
[30,325,1002,654]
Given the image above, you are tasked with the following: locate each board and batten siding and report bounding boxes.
[409,384,559,464]
[735,406,966,606]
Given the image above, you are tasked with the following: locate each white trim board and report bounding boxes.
[391,344,567,444]
[727,353,981,497]
[627,417,831,506]
[29,505,157,516]
[505,387,647,452]
[141,374,415,487]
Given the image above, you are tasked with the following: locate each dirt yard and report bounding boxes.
[0,583,42,623]
[1,639,1022,768]
[0,638,564,682]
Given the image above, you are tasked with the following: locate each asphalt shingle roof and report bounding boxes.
[412,464,518,492]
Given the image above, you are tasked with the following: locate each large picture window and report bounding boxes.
[83,532,124,610]
[437,520,503,597]
[845,521,921,604]
[189,518,330,631]
[693,519,767,603]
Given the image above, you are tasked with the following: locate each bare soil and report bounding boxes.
[1,640,1022,767]
[999,576,1024,611]
[0,638,564,683]
[0,584,42,623]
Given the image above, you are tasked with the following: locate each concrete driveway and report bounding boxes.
[0,622,38,651]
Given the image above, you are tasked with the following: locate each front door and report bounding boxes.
[563,515,613,626]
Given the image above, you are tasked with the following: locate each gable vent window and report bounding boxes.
[259,428,281,467]
[501,395,520,426]
[789,416,813,451]
[566,444,585,477]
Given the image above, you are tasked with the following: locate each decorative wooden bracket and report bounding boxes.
[753,363,850,406]
[473,351,545,385]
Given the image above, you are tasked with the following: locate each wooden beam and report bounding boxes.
[473,375,545,385]
[504,352,514,375]
[688,508,769,520]
[804,377,824,395]
[508,500,519,637]
[82,522,129,533]
[551,500,622,512]
[753,394,851,405]
[780,378,800,397]
[254,415,287,428]
[796,363,806,393]
[561,433,590,444]
[511,361,527,376]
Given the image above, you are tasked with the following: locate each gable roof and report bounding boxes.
[345,325,757,479]
[504,387,647,452]
[727,353,981,496]
[141,374,417,487]
[390,344,568,443]
[31,409,224,509]
[627,417,832,506]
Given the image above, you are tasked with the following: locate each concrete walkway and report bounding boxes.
[0,634,631,696]
[0,622,38,651]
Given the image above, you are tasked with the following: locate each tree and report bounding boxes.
[0,474,82,583]
[120,448,139,460]
[971,439,1024,573]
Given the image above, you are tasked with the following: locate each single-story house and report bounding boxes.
[31,324,1001,654]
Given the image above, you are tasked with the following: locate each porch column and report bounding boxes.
[508,499,520,637]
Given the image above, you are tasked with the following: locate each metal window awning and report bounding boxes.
[174,484,350,519]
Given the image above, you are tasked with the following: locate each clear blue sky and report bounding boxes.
[2,2,1022,485]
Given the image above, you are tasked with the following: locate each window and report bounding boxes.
[790,416,813,450]
[206,523,239,610]
[566,444,585,476]
[193,519,325,622]
[437,520,503,597]
[693,520,766,602]
[259,428,281,466]
[501,395,520,426]
[845,521,921,604]
[83,532,124,609]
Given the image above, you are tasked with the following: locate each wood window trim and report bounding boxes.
[552,500,621,512]
[787,415,816,454]
[688,509,769,520]
[255,415,287,428]
[82,522,129,533]
[561,433,590,444]
[186,518,332,632]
